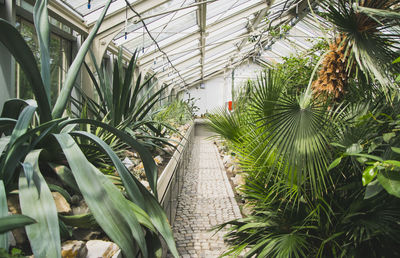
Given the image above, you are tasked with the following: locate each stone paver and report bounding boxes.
[171,125,241,257]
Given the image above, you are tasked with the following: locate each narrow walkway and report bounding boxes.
[172,124,242,258]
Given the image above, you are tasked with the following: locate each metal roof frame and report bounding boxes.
[49,0,329,91]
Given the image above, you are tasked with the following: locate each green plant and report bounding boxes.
[209,66,400,257]
[154,99,193,127]
[0,0,178,257]
[73,49,179,158]
[313,0,400,98]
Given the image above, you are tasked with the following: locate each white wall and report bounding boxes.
[182,60,263,116]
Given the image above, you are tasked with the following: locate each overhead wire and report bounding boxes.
[124,0,187,87]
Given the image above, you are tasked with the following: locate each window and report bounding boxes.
[14,17,72,106]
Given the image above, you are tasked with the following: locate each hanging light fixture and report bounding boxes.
[87,0,91,9]
[142,27,145,53]
[124,3,128,40]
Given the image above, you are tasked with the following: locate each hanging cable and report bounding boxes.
[124,0,187,86]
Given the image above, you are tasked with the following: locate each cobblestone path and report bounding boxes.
[172,125,242,258]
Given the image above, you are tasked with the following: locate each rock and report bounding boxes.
[154,155,164,165]
[8,231,16,246]
[11,228,27,247]
[7,194,20,214]
[52,192,72,214]
[122,157,134,169]
[72,200,89,215]
[227,165,234,174]
[168,136,181,146]
[61,240,87,258]
[85,240,121,258]
[222,155,232,166]
[232,174,245,186]
[135,162,144,170]
[124,150,135,157]
[140,180,150,190]
[163,146,174,154]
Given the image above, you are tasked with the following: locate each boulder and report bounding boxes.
[140,180,150,190]
[7,194,20,214]
[52,192,72,214]
[72,200,89,215]
[154,155,164,165]
[232,174,245,186]
[61,240,87,258]
[222,155,232,166]
[85,240,121,258]
[122,157,134,169]
[134,162,144,170]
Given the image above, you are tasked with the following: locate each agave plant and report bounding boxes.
[0,0,178,257]
[72,48,178,155]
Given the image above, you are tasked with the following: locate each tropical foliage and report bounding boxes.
[208,2,400,256]
[0,0,178,257]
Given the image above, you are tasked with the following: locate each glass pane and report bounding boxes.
[15,18,71,106]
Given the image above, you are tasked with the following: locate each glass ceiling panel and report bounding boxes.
[56,0,339,86]
[207,18,247,44]
[119,10,197,55]
[208,0,262,25]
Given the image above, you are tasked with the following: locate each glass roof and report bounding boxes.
[54,0,331,88]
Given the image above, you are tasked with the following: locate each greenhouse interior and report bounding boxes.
[0,0,400,257]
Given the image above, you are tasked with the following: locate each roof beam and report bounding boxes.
[224,0,273,68]
[138,1,269,65]
[93,0,168,39]
[45,0,87,35]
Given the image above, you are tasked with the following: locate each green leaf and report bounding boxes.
[70,131,178,257]
[391,147,400,154]
[364,179,383,199]
[59,213,98,229]
[0,180,8,250]
[0,19,51,122]
[8,101,37,148]
[384,160,400,168]
[368,142,378,153]
[0,215,36,234]
[33,0,51,103]
[52,0,112,118]
[19,150,61,258]
[49,164,80,194]
[60,119,158,198]
[1,99,31,120]
[394,57,400,64]
[48,184,72,203]
[383,132,395,143]
[377,170,400,198]
[345,143,362,154]
[348,153,383,162]
[328,157,342,171]
[362,166,377,186]
[54,133,147,257]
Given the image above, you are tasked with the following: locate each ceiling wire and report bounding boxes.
[124,0,187,86]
